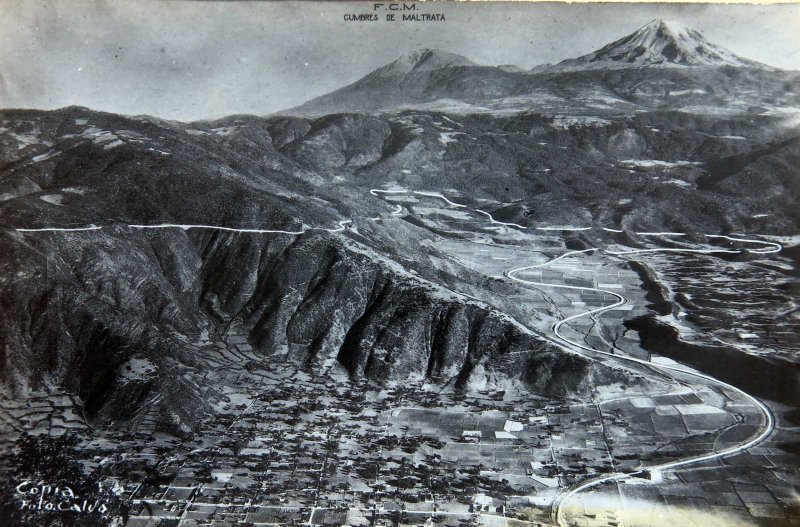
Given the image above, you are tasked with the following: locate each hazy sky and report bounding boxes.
[1,1,798,121]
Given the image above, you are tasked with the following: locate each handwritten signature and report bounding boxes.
[15,480,110,514]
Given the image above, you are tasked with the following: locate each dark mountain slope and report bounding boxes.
[0,107,647,435]
[1,103,797,436]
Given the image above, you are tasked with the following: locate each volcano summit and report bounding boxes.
[548,19,769,71]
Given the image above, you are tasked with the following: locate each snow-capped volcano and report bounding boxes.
[549,19,768,71]
[286,19,789,116]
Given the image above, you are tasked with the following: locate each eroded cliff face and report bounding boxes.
[8,105,781,435]
[0,226,625,432]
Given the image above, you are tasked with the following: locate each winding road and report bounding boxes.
[13,187,782,526]
[366,188,779,526]
[506,253,775,526]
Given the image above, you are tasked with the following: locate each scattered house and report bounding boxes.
[630,468,663,483]
[494,431,518,440]
[471,493,494,512]
[529,462,559,487]
[503,420,523,433]
[530,474,559,488]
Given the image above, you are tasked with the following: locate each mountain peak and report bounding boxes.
[548,19,766,71]
[640,18,688,33]
[371,48,478,78]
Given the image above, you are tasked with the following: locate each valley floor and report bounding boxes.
[2,187,798,526]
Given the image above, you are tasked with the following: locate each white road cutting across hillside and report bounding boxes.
[13,187,781,527]
[15,220,354,235]
[368,188,779,526]
[506,253,775,527]
[16,225,104,232]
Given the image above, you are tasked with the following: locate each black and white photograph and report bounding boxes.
[1,1,799,526]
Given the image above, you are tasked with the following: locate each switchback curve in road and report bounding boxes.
[10,188,780,527]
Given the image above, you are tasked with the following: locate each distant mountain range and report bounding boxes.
[289,19,796,116]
